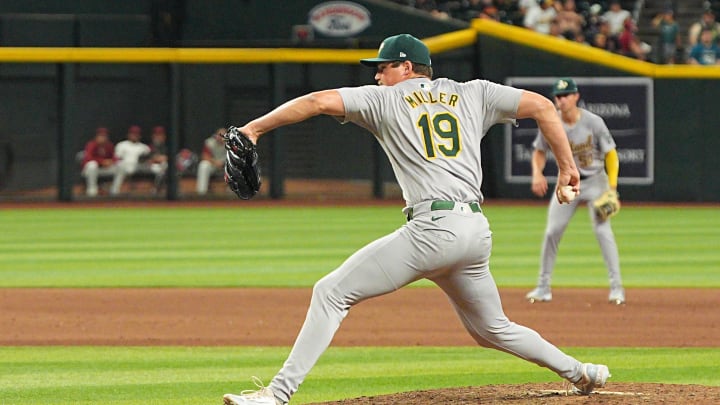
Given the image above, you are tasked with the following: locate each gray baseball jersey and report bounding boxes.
[340,77,520,205]
[267,78,587,403]
[532,107,616,179]
[530,108,623,293]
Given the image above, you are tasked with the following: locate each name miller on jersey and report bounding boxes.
[404,90,459,108]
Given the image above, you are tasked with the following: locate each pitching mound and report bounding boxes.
[312,383,720,404]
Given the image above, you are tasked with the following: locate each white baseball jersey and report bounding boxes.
[114,140,151,172]
[338,77,522,205]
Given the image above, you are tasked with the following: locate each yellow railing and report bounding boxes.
[0,29,475,64]
[471,19,720,79]
[0,19,717,78]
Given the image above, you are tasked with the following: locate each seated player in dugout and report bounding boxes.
[80,127,117,197]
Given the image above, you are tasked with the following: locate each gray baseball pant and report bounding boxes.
[269,202,584,403]
[535,173,623,290]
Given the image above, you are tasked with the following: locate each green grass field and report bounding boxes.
[1,204,719,404]
[1,205,719,288]
[1,346,718,405]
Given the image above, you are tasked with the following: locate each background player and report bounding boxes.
[196,127,227,195]
[223,35,609,405]
[526,78,625,305]
[80,127,116,197]
[110,125,151,196]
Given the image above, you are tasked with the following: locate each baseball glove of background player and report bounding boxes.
[593,190,620,221]
[223,126,261,199]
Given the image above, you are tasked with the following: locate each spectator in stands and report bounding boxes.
[551,0,563,14]
[688,28,720,65]
[583,2,605,41]
[688,9,720,48]
[478,4,501,21]
[618,17,651,60]
[451,0,483,20]
[548,19,566,39]
[524,0,557,34]
[592,32,611,51]
[81,127,116,197]
[573,30,589,45]
[519,0,541,24]
[415,0,451,19]
[110,125,151,196]
[147,125,169,193]
[556,0,585,40]
[602,0,631,38]
[196,127,227,195]
[591,18,620,52]
[652,8,681,64]
[495,0,522,25]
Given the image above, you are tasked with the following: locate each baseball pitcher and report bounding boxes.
[222,36,610,405]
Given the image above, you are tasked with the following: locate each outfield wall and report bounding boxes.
[0,4,718,202]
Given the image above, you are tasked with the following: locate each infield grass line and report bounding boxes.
[1,205,719,288]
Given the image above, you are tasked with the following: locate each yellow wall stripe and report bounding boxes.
[0,20,718,78]
[471,19,720,79]
[0,47,376,64]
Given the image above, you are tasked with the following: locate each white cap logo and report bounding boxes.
[556,80,568,90]
[399,52,407,57]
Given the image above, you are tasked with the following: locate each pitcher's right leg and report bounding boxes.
[434,253,584,382]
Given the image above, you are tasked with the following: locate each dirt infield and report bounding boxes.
[2,287,718,403]
[2,287,717,347]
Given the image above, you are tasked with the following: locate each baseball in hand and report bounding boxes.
[559,185,577,203]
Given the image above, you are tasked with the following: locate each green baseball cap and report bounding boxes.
[551,78,579,96]
[360,34,432,66]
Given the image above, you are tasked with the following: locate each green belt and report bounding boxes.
[406,200,481,221]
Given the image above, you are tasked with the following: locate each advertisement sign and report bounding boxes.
[504,77,654,185]
[309,1,371,37]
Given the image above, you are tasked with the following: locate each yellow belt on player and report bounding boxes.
[405,200,481,221]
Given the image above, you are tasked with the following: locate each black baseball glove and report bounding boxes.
[223,126,261,199]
